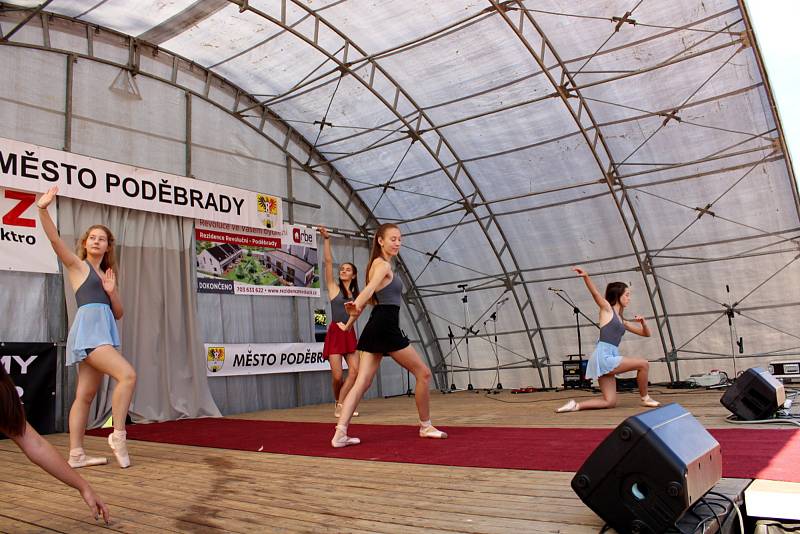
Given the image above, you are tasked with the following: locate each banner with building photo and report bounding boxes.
[0,343,57,435]
[195,219,320,297]
[0,136,283,230]
[0,187,59,273]
[205,342,344,376]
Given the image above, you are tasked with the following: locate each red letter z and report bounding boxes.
[3,190,37,228]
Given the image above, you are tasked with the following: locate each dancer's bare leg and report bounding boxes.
[67,360,108,467]
[84,345,136,467]
[610,357,659,406]
[68,362,103,450]
[576,375,618,410]
[389,346,432,420]
[389,346,447,438]
[337,352,379,427]
[329,354,344,414]
[84,346,136,431]
[340,352,360,411]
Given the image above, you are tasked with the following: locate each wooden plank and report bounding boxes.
[0,390,759,533]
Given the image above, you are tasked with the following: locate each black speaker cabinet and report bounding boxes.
[571,403,722,534]
[721,367,785,420]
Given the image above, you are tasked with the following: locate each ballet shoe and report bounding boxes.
[68,449,108,468]
[640,395,660,408]
[419,424,448,439]
[108,432,131,468]
[331,425,360,448]
[556,399,580,413]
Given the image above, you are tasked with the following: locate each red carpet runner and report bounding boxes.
[89,419,800,482]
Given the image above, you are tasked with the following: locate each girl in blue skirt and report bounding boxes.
[556,266,660,412]
[39,187,136,468]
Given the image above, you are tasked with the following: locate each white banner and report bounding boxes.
[205,342,343,376]
[0,187,59,273]
[195,219,320,298]
[0,137,282,230]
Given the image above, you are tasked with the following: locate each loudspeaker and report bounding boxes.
[571,403,722,534]
[721,367,785,421]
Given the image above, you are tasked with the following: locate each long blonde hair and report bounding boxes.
[77,224,117,273]
[365,223,399,304]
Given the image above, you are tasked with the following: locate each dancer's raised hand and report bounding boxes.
[102,269,116,294]
[37,186,58,209]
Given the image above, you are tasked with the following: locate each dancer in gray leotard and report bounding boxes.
[556,266,660,413]
[331,223,447,447]
[319,227,361,418]
[39,186,136,468]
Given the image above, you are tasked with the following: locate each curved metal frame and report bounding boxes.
[493,0,682,379]
[0,9,447,387]
[230,0,552,386]
[4,1,796,384]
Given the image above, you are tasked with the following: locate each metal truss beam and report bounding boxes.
[0,10,446,384]
[493,0,688,381]
[226,0,552,386]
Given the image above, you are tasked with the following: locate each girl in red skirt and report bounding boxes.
[319,227,360,417]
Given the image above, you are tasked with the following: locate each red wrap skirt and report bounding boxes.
[322,321,358,359]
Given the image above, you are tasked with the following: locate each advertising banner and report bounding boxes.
[0,187,58,273]
[195,219,319,297]
[0,343,57,435]
[0,136,282,230]
[205,342,341,376]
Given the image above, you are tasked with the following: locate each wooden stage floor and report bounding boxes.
[0,389,769,533]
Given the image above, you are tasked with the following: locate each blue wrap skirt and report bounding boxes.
[585,341,622,380]
[66,303,121,366]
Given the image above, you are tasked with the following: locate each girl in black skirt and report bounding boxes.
[331,223,448,447]
[319,226,360,418]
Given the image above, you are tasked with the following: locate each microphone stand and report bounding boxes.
[443,325,462,393]
[549,288,598,388]
[724,284,744,379]
[458,283,477,391]
[483,298,508,392]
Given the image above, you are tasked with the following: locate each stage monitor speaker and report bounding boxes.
[721,367,785,421]
[571,403,722,534]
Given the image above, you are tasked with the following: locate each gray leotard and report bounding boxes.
[598,310,625,347]
[330,290,352,323]
[75,261,111,308]
[375,274,403,306]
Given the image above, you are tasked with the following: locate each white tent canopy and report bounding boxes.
[1,0,798,392]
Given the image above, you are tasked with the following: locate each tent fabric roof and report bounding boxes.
[7,0,799,385]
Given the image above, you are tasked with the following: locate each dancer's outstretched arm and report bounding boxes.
[11,423,110,524]
[319,227,338,301]
[572,266,611,311]
[347,260,390,313]
[624,315,651,337]
[37,187,81,271]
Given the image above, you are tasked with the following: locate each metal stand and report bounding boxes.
[550,287,598,353]
[458,283,477,391]
[384,362,413,398]
[549,287,598,389]
[724,283,744,379]
[483,297,509,392]
[444,325,461,393]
